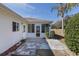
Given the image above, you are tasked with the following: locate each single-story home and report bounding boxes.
[0,4,52,55]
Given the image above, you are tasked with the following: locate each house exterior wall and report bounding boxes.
[0,4,50,54]
[0,6,27,54]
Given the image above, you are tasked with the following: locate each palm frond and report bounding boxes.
[51,3,79,17]
[51,6,59,12]
[66,3,79,12]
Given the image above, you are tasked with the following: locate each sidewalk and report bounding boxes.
[46,39,75,56]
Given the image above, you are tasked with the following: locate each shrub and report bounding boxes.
[45,31,55,38]
[50,31,55,38]
[45,32,49,38]
[65,13,79,55]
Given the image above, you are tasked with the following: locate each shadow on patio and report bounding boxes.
[53,34,64,40]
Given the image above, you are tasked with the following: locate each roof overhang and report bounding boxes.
[24,17,53,24]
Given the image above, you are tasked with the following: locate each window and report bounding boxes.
[28,24,30,33]
[28,24,35,33]
[32,24,34,32]
[12,22,16,31]
[45,24,49,32]
[42,24,45,33]
[23,25,25,32]
[41,24,49,33]
[16,23,19,31]
[12,22,19,32]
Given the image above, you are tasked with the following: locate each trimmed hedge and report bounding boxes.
[65,13,79,55]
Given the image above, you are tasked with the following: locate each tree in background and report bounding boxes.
[51,3,79,33]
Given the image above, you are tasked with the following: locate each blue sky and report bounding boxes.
[4,3,79,21]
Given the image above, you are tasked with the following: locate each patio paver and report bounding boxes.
[9,38,54,56]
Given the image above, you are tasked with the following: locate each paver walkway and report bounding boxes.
[46,39,75,56]
[10,38,54,56]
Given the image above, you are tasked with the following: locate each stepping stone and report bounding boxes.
[39,43,50,49]
[36,49,53,56]
[26,43,36,49]
[16,51,30,56]
[30,49,36,55]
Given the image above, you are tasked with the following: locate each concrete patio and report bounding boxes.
[46,39,75,56]
[9,38,54,56]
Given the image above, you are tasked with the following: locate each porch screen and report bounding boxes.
[42,24,49,33]
[28,24,35,33]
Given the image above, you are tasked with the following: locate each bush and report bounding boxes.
[50,31,55,38]
[45,31,55,38]
[65,13,79,55]
[45,32,49,38]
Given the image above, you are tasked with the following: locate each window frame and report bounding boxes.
[28,24,35,33]
[41,24,49,33]
[23,25,26,32]
[41,24,45,33]
[12,21,19,32]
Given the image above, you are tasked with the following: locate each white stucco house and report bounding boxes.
[0,4,52,55]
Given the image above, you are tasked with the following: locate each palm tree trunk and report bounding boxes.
[61,17,64,31]
[61,17,64,36]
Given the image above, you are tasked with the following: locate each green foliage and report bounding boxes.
[45,31,55,38]
[45,32,49,38]
[65,13,79,55]
[50,31,55,38]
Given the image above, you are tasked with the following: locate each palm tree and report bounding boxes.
[51,3,79,35]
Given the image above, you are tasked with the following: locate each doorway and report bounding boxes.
[36,26,40,37]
